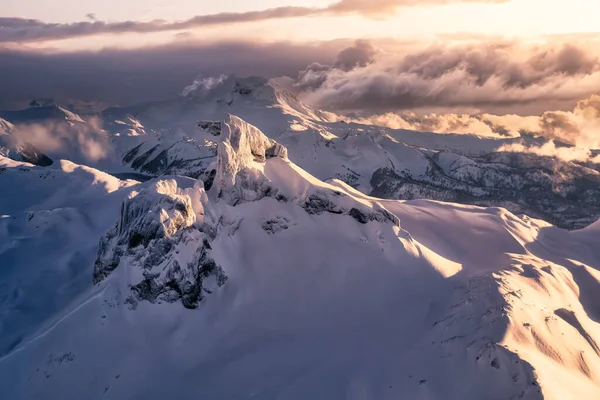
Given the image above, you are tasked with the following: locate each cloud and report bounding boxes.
[7,117,113,163]
[283,39,380,94]
[0,0,509,43]
[351,112,505,137]
[351,94,600,152]
[330,0,508,14]
[496,141,600,164]
[287,41,600,116]
[334,39,379,70]
[181,75,228,97]
[2,34,600,152]
[0,39,343,109]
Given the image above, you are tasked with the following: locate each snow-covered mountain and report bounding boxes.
[2,75,600,229]
[2,116,600,399]
[99,76,600,229]
[0,117,53,166]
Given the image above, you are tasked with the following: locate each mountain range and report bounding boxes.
[2,76,600,399]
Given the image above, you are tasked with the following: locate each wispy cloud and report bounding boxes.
[496,141,600,164]
[0,0,509,43]
[4,117,113,162]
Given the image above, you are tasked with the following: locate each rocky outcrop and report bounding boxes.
[198,121,222,137]
[93,179,227,309]
[303,189,399,226]
[212,115,288,205]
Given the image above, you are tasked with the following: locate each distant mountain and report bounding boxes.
[0,104,86,124]
[101,76,600,230]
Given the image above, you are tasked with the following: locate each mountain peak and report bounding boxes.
[212,114,288,204]
[181,75,276,104]
[0,117,14,135]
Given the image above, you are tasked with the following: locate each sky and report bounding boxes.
[5,0,600,41]
[1,0,600,52]
[1,0,600,125]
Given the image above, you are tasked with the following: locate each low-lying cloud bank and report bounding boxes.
[269,38,600,157]
[496,141,600,164]
[282,40,600,116]
[348,95,600,149]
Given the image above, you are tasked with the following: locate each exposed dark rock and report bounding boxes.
[303,193,345,215]
[93,181,227,309]
[122,143,143,164]
[262,216,293,234]
[17,142,53,166]
[125,140,216,179]
[203,169,216,191]
[302,190,399,226]
[491,358,501,369]
[198,121,222,136]
[140,149,170,175]
[130,144,158,170]
[266,143,288,159]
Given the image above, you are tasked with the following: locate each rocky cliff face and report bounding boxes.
[211,115,288,205]
[93,115,293,309]
[93,179,227,309]
[95,115,404,309]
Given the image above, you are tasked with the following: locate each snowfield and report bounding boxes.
[1,115,600,399]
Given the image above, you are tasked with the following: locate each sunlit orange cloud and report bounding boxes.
[351,95,600,153]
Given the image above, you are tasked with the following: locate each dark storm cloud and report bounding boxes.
[0,40,342,109]
[334,39,378,70]
[0,0,509,43]
[291,39,380,92]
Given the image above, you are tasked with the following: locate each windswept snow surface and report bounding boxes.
[0,156,138,355]
[1,118,600,399]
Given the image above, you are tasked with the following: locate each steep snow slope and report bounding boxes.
[0,156,137,355]
[2,117,600,399]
